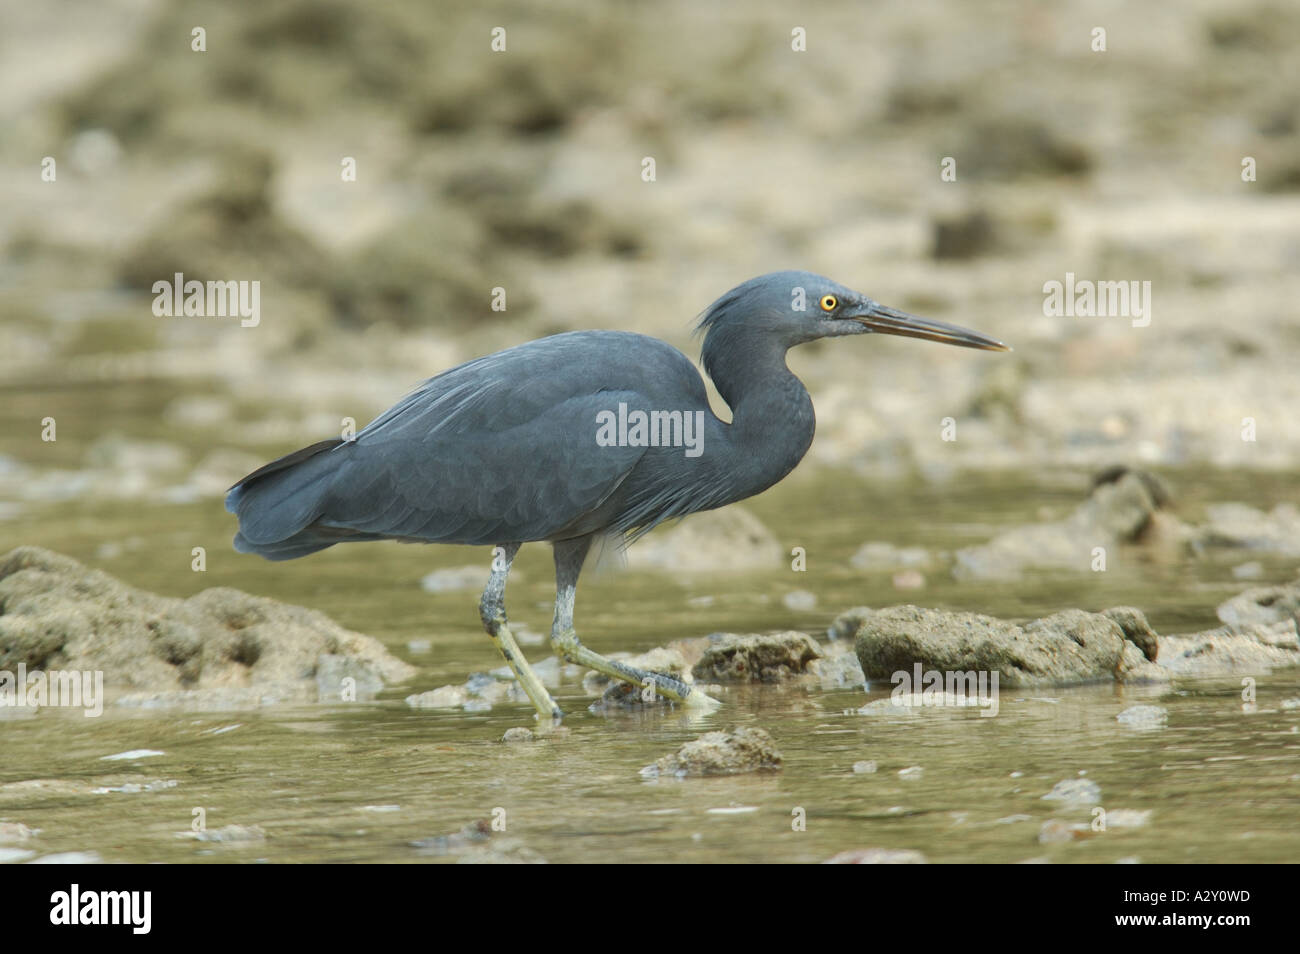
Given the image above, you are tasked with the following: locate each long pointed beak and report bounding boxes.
[849,303,1011,352]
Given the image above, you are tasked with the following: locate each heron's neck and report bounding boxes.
[703,329,815,501]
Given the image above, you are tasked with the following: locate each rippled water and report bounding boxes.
[2,467,1298,863]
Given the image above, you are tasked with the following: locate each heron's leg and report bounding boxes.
[549,537,720,709]
[478,543,562,721]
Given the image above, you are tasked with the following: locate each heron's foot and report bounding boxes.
[551,629,721,710]
[484,614,564,722]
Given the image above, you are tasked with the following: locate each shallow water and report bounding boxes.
[2,467,1298,863]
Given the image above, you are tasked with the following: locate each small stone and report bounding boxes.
[642,726,782,778]
[692,632,822,683]
[502,727,534,743]
[852,760,878,774]
[405,686,468,709]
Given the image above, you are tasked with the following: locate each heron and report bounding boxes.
[226,271,1009,720]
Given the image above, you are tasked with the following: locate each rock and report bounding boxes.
[1102,607,1159,662]
[1116,642,1167,684]
[625,507,782,573]
[953,469,1167,580]
[805,648,865,688]
[501,727,534,743]
[1042,779,1101,804]
[899,766,924,780]
[827,607,874,642]
[316,654,387,702]
[1193,503,1300,557]
[0,547,415,706]
[1117,705,1168,728]
[823,848,927,864]
[1154,626,1299,677]
[843,586,1300,687]
[849,605,1138,688]
[405,686,469,709]
[1216,582,1300,630]
[852,760,878,774]
[641,727,782,778]
[408,670,531,712]
[691,632,822,683]
[590,680,670,711]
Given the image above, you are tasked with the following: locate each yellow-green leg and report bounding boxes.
[551,537,721,710]
[479,543,562,721]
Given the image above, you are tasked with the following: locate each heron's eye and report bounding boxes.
[819,295,838,312]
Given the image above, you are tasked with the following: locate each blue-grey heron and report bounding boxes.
[226,271,1009,719]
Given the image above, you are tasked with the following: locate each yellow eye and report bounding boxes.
[819,295,838,312]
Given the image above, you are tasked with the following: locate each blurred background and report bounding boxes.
[3,0,1298,485]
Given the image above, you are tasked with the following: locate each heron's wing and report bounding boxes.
[315,384,648,545]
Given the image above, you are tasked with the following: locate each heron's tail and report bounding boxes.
[225,438,347,561]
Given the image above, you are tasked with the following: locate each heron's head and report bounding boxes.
[696,270,1010,352]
